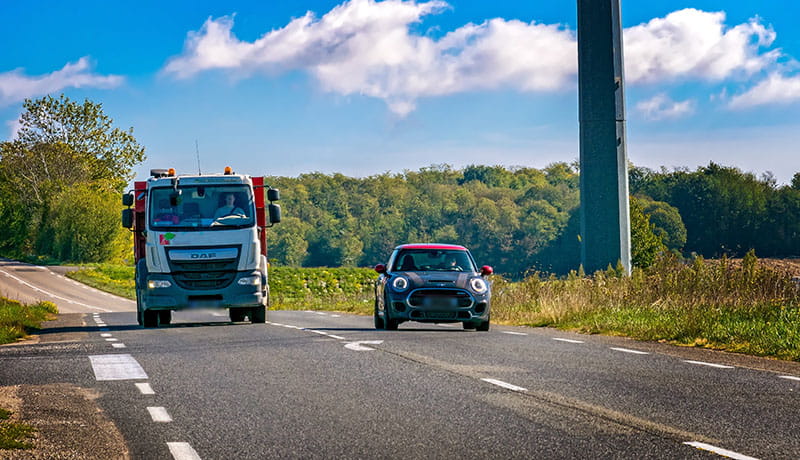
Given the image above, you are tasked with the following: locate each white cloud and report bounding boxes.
[0,57,123,107]
[163,2,787,115]
[624,9,779,84]
[636,93,696,120]
[5,117,22,140]
[728,72,800,108]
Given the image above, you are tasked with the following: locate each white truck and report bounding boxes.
[122,167,281,327]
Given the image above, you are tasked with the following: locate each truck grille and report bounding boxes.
[166,246,240,290]
[407,289,473,308]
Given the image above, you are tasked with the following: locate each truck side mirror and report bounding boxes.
[268,203,281,224]
[122,209,133,229]
[122,193,134,207]
[267,188,280,202]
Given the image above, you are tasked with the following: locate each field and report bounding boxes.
[60,253,800,361]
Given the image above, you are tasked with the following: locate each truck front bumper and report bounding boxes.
[140,270,266,311]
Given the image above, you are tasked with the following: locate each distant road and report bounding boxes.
[1,259,800,459]
[0,258,135,313]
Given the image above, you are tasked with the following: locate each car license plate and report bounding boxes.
[425,297,456,308]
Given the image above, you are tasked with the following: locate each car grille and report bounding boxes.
[166,247,240,290]
[407,289,473,308]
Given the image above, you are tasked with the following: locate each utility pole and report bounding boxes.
[576,0,631,274]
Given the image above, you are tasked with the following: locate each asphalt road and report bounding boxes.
[1,260,800,459]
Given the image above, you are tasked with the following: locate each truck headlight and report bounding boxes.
[470,278,487,294]
[238,275,261,286]
[392,276,409,291]
[147,280,172,289]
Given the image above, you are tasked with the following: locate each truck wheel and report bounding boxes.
[143,310,159,328]
[158,310,171,325]
[230,308,246,322]
[251,306,266,323]
[136,295,144,326]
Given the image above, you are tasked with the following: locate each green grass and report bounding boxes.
[65,253,800,361]
[0,407,36,450]
[0,297,58,345]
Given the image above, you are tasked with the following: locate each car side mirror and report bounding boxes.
[121,209,133,229]
[480,265,493,276]
[374,264,386,274]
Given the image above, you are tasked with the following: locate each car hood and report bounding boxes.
[396,271,474,289]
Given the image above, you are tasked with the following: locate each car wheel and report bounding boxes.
[462,321,476,330]
[373,299,385,330]
[476,315,490,332]
[251,306,266,323]
[384,296,399,331]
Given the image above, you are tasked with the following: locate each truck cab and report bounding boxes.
[122,167,280,327]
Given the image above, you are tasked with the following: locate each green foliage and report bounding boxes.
[0,94,145,263]
[0,408,36,450]
[637,195,686,250]
[0,297,58,345]
[630,196,667,268]
[67,264,135,299]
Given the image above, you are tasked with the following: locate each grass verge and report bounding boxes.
[0,407,36,450]
[65,253,800,361]
[0,297,58,345]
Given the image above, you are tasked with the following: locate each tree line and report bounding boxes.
[2,95,797,275]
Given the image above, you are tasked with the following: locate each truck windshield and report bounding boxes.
[149,185,255,230]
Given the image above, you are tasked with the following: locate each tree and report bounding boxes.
[637,195,687,251]
[630,197,667,268]
[0,94,145,261]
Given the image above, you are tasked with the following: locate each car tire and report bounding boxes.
[476,315,490,332]
[373,299,385,330]
[462,321,476,330]
[384,296,399,331]
[251,306,266,323]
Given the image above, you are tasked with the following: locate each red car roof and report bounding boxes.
[395,243,468,251]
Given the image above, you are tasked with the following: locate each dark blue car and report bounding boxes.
[374,244,493,331]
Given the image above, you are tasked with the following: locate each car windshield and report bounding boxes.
[149,185,255,230]
[392,250,475,272]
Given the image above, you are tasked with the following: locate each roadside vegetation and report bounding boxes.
[67,251,800,361]
[0,297,58,345]
[0,407,36,450]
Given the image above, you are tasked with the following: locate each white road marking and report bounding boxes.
[266,321,345,340]
[111,343,126,349]
[147,406,173,423]
[0,269,112,312]
[344,340,383,351]
[315,312,328,316]
[331,314,341,318]
[89,354,148,381]
[167,442,202,460]
[101,333,112,337]
[105,338,119,342]
[610,347,650,355]
[553,338,585,344]
[779,375,800,382]
[96,323,107,327]
[684,360,735,369]
[136,383,155,395]
[683,442,759,460]
[327,334,346,340]
[481,378,528,393]
[502,331,527,336]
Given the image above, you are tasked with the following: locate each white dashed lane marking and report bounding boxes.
[111,343,126,349]
[610,347,650,355]
[553,338,585,344]
[779,375,800,382]
[147,407,173,423]
[167,442,202,460]
[684,360,735,369]
[481,378,528,393]
[89,354,148,381]
[136,383,155,395]
[344,341,383,351]
[502,331,527,336]
[683,442,759,460]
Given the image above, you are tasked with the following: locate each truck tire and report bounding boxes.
[230,308,246,322]
[251,306,266,323]
[135,259,148,327]
[158,310,171,325]
[143,309,159,328]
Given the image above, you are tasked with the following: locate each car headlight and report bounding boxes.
[237,275,261,286]
[392,276,409,291]
[147,280,172,289]
[470,278,487,294]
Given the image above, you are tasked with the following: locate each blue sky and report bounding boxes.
[2,0,799,184]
